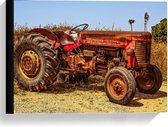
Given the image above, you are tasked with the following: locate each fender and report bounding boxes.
[29,28,60,49]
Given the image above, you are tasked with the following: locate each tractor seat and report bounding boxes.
[60,34,75,46]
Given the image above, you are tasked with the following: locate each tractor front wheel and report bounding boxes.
[104,67,136,105]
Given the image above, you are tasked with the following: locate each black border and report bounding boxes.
[6,0,14,114]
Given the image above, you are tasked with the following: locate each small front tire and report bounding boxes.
[104,67,136,105]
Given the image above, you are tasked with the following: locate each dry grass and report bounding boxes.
[14,24,30,44]
[151,41,167,80]
[14,78,167,113]
[14,24,74,43]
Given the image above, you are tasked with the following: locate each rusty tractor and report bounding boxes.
[14,24,162,105]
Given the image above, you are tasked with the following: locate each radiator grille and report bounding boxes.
[135,41,147,66]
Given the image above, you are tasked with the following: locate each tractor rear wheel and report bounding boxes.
[14,33,60,91]
[136,64,162,94]
[104,67,136,105]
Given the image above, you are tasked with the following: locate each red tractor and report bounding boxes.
[14,24,162,105]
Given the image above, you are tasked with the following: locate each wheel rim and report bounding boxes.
[19,50,41,79]
[108,75,127,100]
[136,73,155,90]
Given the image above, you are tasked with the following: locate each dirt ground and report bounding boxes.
[14,75,167,113]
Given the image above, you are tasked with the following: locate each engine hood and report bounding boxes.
[79,30,151,41]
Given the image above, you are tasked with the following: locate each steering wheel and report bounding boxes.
[70,24,89,34]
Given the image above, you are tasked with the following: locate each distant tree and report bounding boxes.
[128,19,135,31]
[152,18,167,44]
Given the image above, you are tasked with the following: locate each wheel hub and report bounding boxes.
[136,75,154,90]
[109,77,127,99]
[19,50,41,79]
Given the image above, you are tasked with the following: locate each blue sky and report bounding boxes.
[14,1,167,32]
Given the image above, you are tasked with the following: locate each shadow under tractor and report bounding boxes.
[14,24,162,105]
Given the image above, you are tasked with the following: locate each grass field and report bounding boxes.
[14,75,167,113]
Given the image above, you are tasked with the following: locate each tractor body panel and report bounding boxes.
[29,28,152,76]
[78,30,152,68]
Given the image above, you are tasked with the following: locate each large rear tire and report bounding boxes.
[14,33,60,91]
[104,67,136,105]
[136,64,162,94]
